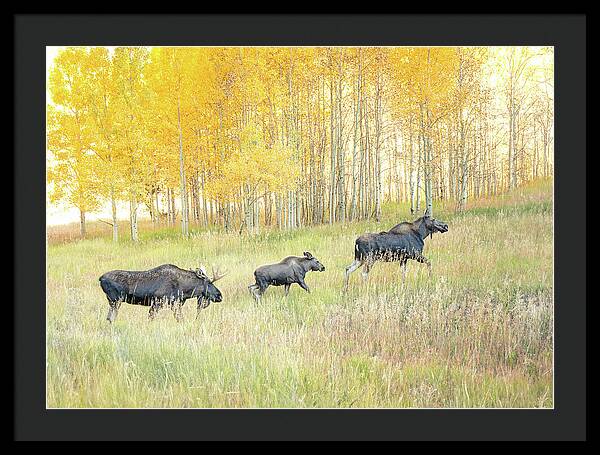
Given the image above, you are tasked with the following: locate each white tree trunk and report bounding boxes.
[177,96,189,238]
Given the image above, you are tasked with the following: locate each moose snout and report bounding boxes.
[434,221,449,233]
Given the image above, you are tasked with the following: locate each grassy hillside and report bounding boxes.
[46,179,553,408]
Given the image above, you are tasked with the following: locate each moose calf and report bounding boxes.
[248,252,325,302]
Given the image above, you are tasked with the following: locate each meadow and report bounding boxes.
[46,179,553,408]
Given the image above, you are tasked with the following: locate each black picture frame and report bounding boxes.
[14,14,586,441]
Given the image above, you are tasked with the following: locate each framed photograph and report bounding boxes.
[15,14,586,440]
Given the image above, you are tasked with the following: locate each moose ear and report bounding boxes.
[303,251,313,259]
[195,266,208,279]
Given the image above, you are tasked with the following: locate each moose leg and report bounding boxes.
[362,259,375,281]
[298,279,310,293]
[249,283,265,302]
[172,301,184,323]
[248,283,262,302]
[106,300,121,323]
[257,279,270,301]
[148,301,161,321]
[415,254,432,277]
[284,284,291,297]
[401,259,408,282]
[343,259,363,291]
[196,299,205,320]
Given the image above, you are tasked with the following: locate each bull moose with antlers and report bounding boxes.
[99,263,228,323]
[343,214,449,291]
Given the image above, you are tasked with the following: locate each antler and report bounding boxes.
[211,266,228,283]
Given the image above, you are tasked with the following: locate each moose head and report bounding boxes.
[303,251,326,272]
[194,265,228,302]
[419,213,449,239]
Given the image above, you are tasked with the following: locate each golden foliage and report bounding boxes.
[47,46,554,222]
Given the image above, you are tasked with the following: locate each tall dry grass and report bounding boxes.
[46,179,553,408]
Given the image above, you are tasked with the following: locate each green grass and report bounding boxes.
[46,179,553,408]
